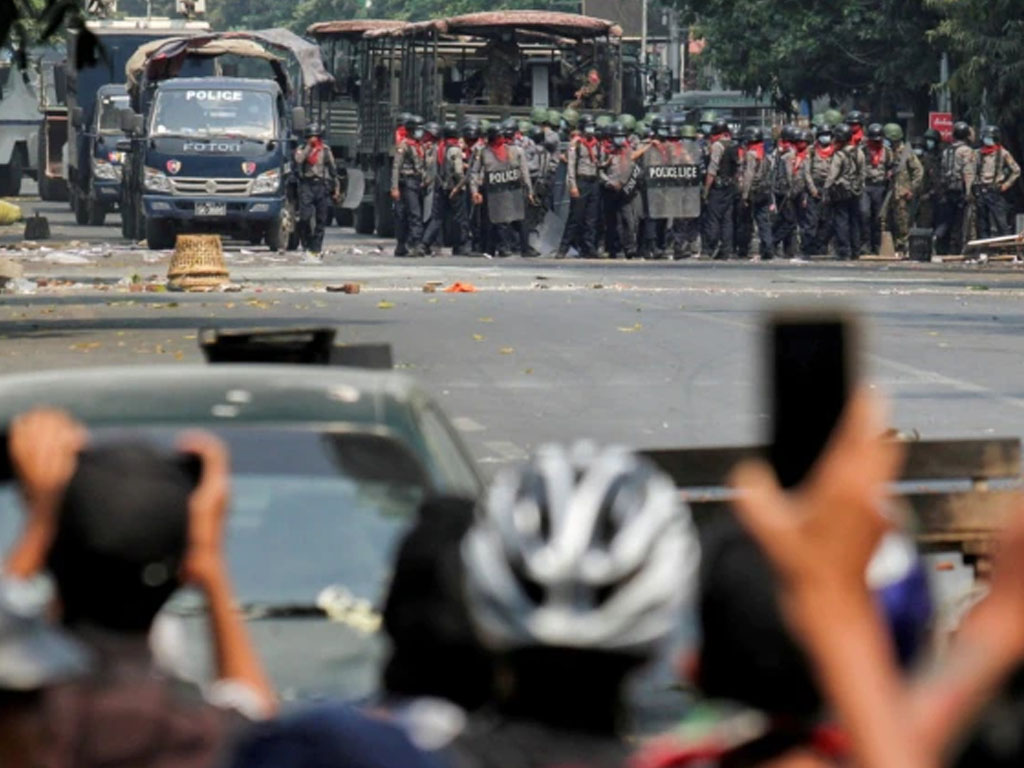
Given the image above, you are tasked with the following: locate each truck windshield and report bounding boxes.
[97,93,129,133]
[150,88,276,140]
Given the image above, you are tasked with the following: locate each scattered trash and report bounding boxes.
[23,215,50,240]
[0,258,23,281]
[377,300,395,309]
[444,281,477,293]
[5,277,36,295]
[43,252,92,265]
[327,283,361,294]
[422,283,436,293]
[618,322,643,333]
[0,200,23,225]
[499,347,515,355]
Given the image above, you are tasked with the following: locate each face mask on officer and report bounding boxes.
[700,123,712,135]
[613,136,626,148]
[913,147,924,157]
[583,125,596,137]
[925,139,936,151]
[983,136,996,147]
[818,135,831,146]
[412,128,424,141]
[883,138,892,149]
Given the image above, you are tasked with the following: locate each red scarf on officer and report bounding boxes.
[850,125,864,146]
[815,144,834,160]
[489,136,507,163]
[980,144,1001,155]
[439,137,458,166]
[307,136,324,166]
[747,142,765,161]
[867,141,884,167]
[579,134,599,163]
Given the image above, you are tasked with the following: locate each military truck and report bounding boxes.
[0,56,42,196]
[119,31,332,250]
[306,20,407,228]
[64,18,212,211]
[351,10,623,237]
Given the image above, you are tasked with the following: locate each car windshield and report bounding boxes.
[97,93,129,133]
[150,88,276,140]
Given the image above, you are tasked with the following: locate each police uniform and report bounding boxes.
[771,142,798,258]
[470,140,533,257]
[391,137,427,257]
[802,139,834,255]
[739,140,775,260]
[974,141,1020,239]
[294,130,338,255]
[438,136,470,255]
[934,137,976,255]
[599,141,642,259]
[914,138,943,229]
[825,139,865,259]
[703,132,740,259]
[860,141,894,254]
[558,134,602,258]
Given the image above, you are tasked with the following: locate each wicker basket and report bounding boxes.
[167,234,229,291]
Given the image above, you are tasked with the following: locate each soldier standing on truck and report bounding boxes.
[294,123,339,259]
[391,115,427,258]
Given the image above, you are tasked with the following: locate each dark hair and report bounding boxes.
[47,443,191,633]
[382,496,494,710]
[697,514,821,718]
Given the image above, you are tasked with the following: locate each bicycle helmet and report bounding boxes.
[463,442,699,657]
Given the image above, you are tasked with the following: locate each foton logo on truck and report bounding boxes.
[185,90,244,101]
[183,142,244,153]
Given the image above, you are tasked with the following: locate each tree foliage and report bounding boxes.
[687,0,940,118]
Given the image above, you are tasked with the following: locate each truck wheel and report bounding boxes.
[354,202,374,234]
[87,197,106,226]
[335,207,353,228]
[145,217,175,250]
[121,197,134,239]
[0,151,24,197]
[73,189,90,225]
[265,207,290,251]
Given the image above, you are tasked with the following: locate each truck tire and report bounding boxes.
[374,163,395,238]
[265,207,290,251]
[36,133,68,201]
[73,188,90,225]
[87,197,106,226]
[0,151,24,197]
[335,207,353,228]
[354,201,374,234]
[121,196,134,239]
[145,217,175,250]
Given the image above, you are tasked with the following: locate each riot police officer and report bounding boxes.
[974,125,1021,239]
[826,123,865,260]
[802,123,835,256]
[391,114,427,257]
[934,120,975,255]
[556,113,602,258]
[702,118,740,259]
[293,122,338,258]
[471,121,534,257]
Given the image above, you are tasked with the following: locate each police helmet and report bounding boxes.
[485,121,502,140]
[811,113,827,128]
[546,109,561,127]
[619,113,637,132]
[799,129,814,144]
[423,121,441,140]
[910,136,925,151]
[530,106,548,125]
[610,121,627,138]
[834,123,853,143]
[501,117,518,138]
[822,109,842,127]
[815,123,833,138]
[981,124,1001,143]
[882,123,903,142]
[780,124,798,142]
[845,110,866,126]
[952,121,970,141]
[922,128,942,144]
[404,114,424,131]
[595,114,613,128]
[443,121,459,140]
[304,122,323,138]
[680,124,698,140]
[746,126,764,143]
[668,124,682,140]
[529,124,545,143]
[518,120,533,135]
[579,113,596,128]
[711,118,730,136]
[699,110,716,131]
[397,111,413,127]
[650,115,668,132]
[866,123,884,141]
[562,108,580,128]
[462,121,480,141]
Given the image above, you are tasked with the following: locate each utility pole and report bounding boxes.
[641,0,648,99]
[667,6,680,96]
[939,51,950,113]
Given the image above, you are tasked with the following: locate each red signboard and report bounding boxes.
[929,112,954,143]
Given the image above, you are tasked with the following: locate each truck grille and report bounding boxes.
[170,177,253,196]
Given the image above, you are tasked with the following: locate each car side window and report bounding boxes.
[416,402,481,497]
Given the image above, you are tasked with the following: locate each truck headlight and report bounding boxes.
[250,169,280,195]
[92,158,122,181]
[144,167,173,193]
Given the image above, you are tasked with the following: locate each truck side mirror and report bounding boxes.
[292,106,307,134]
[115,139,131,153]
[119,109,144,135]
[71,106,84,128]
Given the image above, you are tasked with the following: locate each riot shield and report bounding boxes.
[538,162,570,253]
[423,182,435,223]
[485,166,526,225]
[679,140,702,219]
[341,168,365,210]
[645,156,701,219]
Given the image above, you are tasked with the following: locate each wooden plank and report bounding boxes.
[905,490,1017,534]
[643,437,1021,488]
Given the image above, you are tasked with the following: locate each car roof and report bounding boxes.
[0,364,423,427]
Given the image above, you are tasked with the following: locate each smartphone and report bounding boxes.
[768,313,855,489]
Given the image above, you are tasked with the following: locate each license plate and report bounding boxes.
[196,202,226,217]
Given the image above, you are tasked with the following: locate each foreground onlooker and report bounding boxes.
[4,410,275,767]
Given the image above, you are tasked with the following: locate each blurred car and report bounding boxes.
[0,360,482,704]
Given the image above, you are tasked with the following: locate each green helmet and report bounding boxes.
[595,114,613,128]
[699,110,716,130]
[562,108,579,128]
[634,120,646,136]
[680,123,697,139]
[812,113,827,128]
[530,106,547,125]
[519,119,533,134]
[824,109,843,127]
[546,109,561,127]
[479,118,492,132]
[618,113,637,131]
[645,112,659,126]
[883,122,904,142]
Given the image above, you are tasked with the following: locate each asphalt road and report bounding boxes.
[4,188,1024,471]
